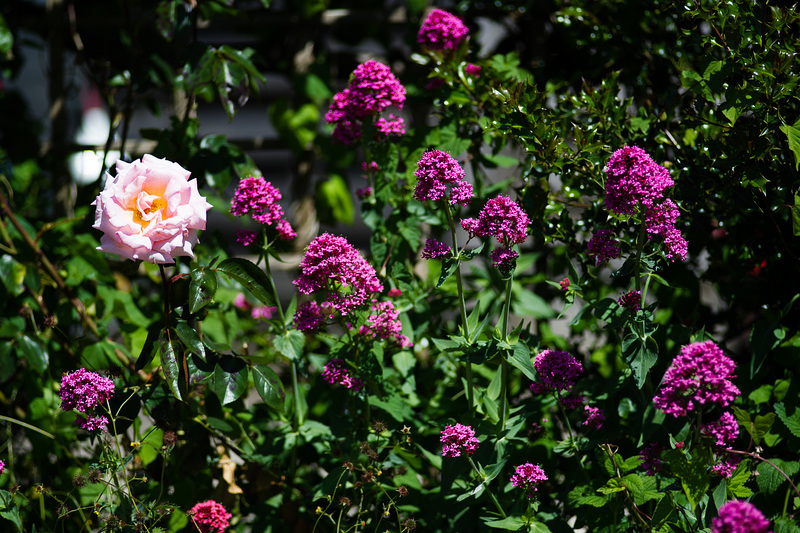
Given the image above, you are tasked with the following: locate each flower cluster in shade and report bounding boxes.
[711,453,741,478]
[510,463,548,498]
[232,293,276,320]
[465,64,481,77]
[653,341,740,418]
[421,238,450,260]
[230,177,295,242]
[711,501,771,533]
[321,359,365,391]
[417,9,469,52]
[358,301,412,348]
[0,460,4,474]
[529,350,583,398]
[187,500,232,533]
[440,424,479,457]
[293,233,383,323]
[60,369,115,431]
[604,146,687,261]
[702,411,739,448]
[582,406,605,430]
[413,150,473,206]
[294,301,325,332]
[638,443,664,476]
[587,229,620,265]
[618,290,641,311]
[325,60,406,144]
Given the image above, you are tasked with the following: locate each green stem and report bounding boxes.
[467,456,507,518]
[498,275,514,431]
[557,397,577,451]
[444,202,474,413]
[261,247,287,329]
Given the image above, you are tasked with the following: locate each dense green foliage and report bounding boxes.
[1,1,799,532]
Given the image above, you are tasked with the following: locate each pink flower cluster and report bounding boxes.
[618,290,641,311]
[230,177,295,241]
[582,406,605,430]
[638,442,664,476]
[293,233,383,318]
[510,463,548,498]
[587,229,620,265]
[60,369,115,431]
[358,301,412,348]
[711,501,771,533]
[490,248,519,272]
[461,195,530,246]
[653,341,741,418]
[293,301,325,332]
[701,411,739,448]
[421,238,450,260]
[711,454,741,478]
[604,146,687,261]
[325,60,406,144]
[440,424,479,457]
[187,500,232,533]
[232,293,276,320]
[321,358,365,391]
[529,349,583,396]
[413,150,473,206]
[417,9,469,52]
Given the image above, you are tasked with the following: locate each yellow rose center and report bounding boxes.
[132,191,167,227]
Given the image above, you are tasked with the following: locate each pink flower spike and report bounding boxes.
[231,177,285,226]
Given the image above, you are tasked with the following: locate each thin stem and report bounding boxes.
[261,245,287,328]
[466,456,507,518]
[728,449,800,502]
[443,202,474,412]
[498,275,514,431]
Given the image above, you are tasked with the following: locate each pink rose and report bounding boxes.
[93,154,212,264]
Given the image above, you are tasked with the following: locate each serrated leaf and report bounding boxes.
[775,517,800,533]
[597,477,626,494]
[189,268,218,313]
[213,357,249,405]
[174,321,206,362]
[252,364,285,411]
[756,459,800,495]
[273,329,305,361]
[215,257,275,307]
[726,459,752,498]
[780,120,800,170]
[775,402,800,438]
[665,446,710,509]
[623,473,660,504]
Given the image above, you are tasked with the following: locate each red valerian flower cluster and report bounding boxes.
[529,349,583,397]
[587,229,621,265]
[711,501,771,533]
[187,500,232,533]
[230,177,295,243]
[325,60,406,144]
[321,359,365,391]
[358,301,412,348]
[413,150,473,206]
[440,424,479,457]
[510,463,548,498]
[653,341,741,417]
[417,9,469,52]
[60,369,115,431]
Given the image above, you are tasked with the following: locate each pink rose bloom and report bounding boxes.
[93,155,212,264]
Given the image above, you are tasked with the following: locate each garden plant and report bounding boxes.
[0,1,799,532]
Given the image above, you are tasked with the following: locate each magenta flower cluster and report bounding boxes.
[587,229,621,265]
[653,341,741,417]
[417,9,469,52]
[618,290,641,311]
[293,301,325,332]
[60,369,114,431]
[293,233,383,318]
[413,150,473,206]
[510,463,548,498]
[701,411,739,448]
[638,442,664,476]
[440,424,479,457]
[461,195,530,246]
[711,501,771,533]
[187,500,232,533]
[582,406,605,430]
[321,358,365,391]
[325,60,406,144]
[421,238,450,260]
[358,301,412,348]
[604,146,687,261]
[490,247,519,271]
[529,349,583,396]
[230,177,295,241]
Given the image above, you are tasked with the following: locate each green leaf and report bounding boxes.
[756,459,799,495]
[481,516,528,530]
[189,267,218,313]
[15,334,48,374]
[215,258,275,307]
[316,174,354,225]
[0,14,14,58]
[726,459,752,498]
[775,517,800,533]
[780,119,800,170]
[437,257,459,288]
[213,357,249,405]
[174,321,206,362]
[252,364,286,412]
[508,344,537,381]
[793,189,800,237]
[568,485,607,508]
[597,477,626,494]
[621,335,658,389]
[665,446,710,509]
[650,494,674,529]
[0,490,23,533]
[0,255,26,296]
[775,402,800,438]
[273,329,305,361]
[622,473,660,504]
[159,330,184,401]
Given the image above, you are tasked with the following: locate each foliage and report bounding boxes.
[1,1,799,532]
